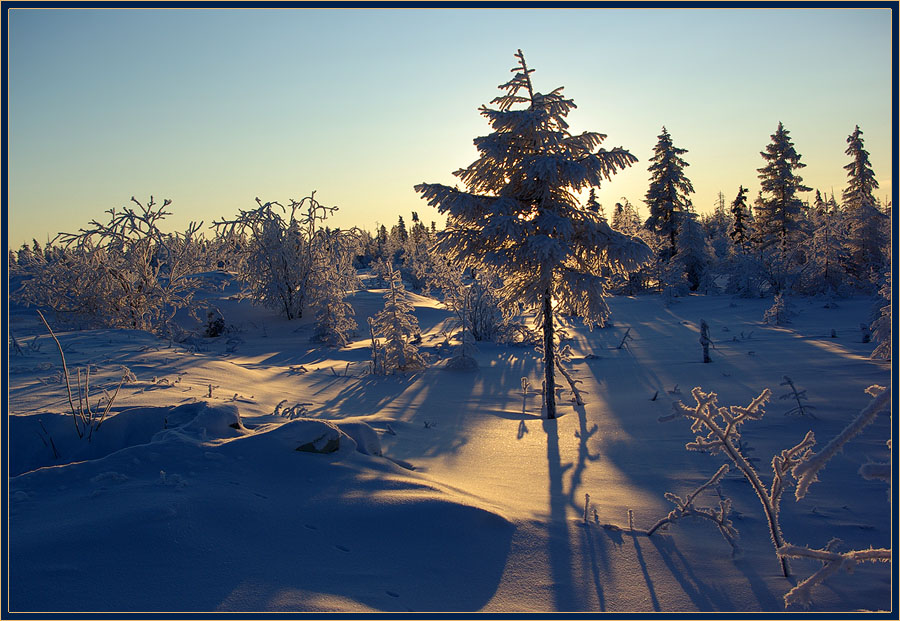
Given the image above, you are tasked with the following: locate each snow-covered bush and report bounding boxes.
[725,250,767,298]
[794,191,851,297]
[19,197,203,335]
[310,228,360,347]
[369,266,426,374]
[214,193,351,322]
[763,293,793,325]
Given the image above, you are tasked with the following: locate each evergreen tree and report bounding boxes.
[586,188,605,219]
[644,127,695,261]
[674,207,713,292]
[369,266,426,374]
[755,122,811,254]
[704,191,732,262]
[611,199,641,236]
[395,215,409,245]
[842,125,888,288]
[415,50,650,418]
[729,185,752,251]
[797,190,850,297]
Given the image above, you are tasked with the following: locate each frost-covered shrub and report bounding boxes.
[645,464,739,554]
[725,251,766,298]
[37,310,129,442]
[19,197,203,335]
[213,192,358,335]
[311,228,360,347]
[778,385,891,608]
[665,383,892,601]
[431,260,522,347]
[763,293,794,325]
[661,387,816,577]
[214,197,318,320]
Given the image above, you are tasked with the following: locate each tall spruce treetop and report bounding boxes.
[729,185,752,250]
[644,126,695,260]
[842,124,887,284]
[415,49,650,418]
[843,125,879,205]
[755,122,811,252]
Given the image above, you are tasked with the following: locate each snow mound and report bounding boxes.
[335,421,382,456]
[249,418,356,455]
[154,401,249,443]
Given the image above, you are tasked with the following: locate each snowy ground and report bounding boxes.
[6,274,893,613]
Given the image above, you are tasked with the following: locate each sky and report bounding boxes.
[6,7,895,248]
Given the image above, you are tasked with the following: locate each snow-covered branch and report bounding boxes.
[792,385,890,499]
[777,540,891,609]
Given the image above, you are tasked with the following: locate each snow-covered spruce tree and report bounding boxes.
[755,122,811,291]
[644,126,695,262]
[673,206,713,292]
[729,185,752,253]
[842,125,888,290]
[415,49,651,418]
[370,266,426,374]
[610,199,654,295]
[796,190,850,297]
[611,198,642,236]
[703,191,733,265]
[399,214,440,292]
[586,188,605,219]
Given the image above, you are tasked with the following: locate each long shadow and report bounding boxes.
[580,523,606,610]
[543,418,577,610]
[630,531,661,611]
[564,404,600,515]
[647,533,733,610]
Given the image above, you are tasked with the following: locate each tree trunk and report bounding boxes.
[543,291,556,419]
[700,319,711,363]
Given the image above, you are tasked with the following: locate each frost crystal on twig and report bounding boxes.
[662,386,816,577]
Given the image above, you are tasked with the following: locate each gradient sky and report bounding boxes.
[6,7,894,248]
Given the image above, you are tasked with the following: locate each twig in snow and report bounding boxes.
[616,327,633,350]
[779,375,817,418]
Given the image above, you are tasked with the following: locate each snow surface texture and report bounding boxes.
[7,274,892,612]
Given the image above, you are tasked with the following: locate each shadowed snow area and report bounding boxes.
[7,275,892,612]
